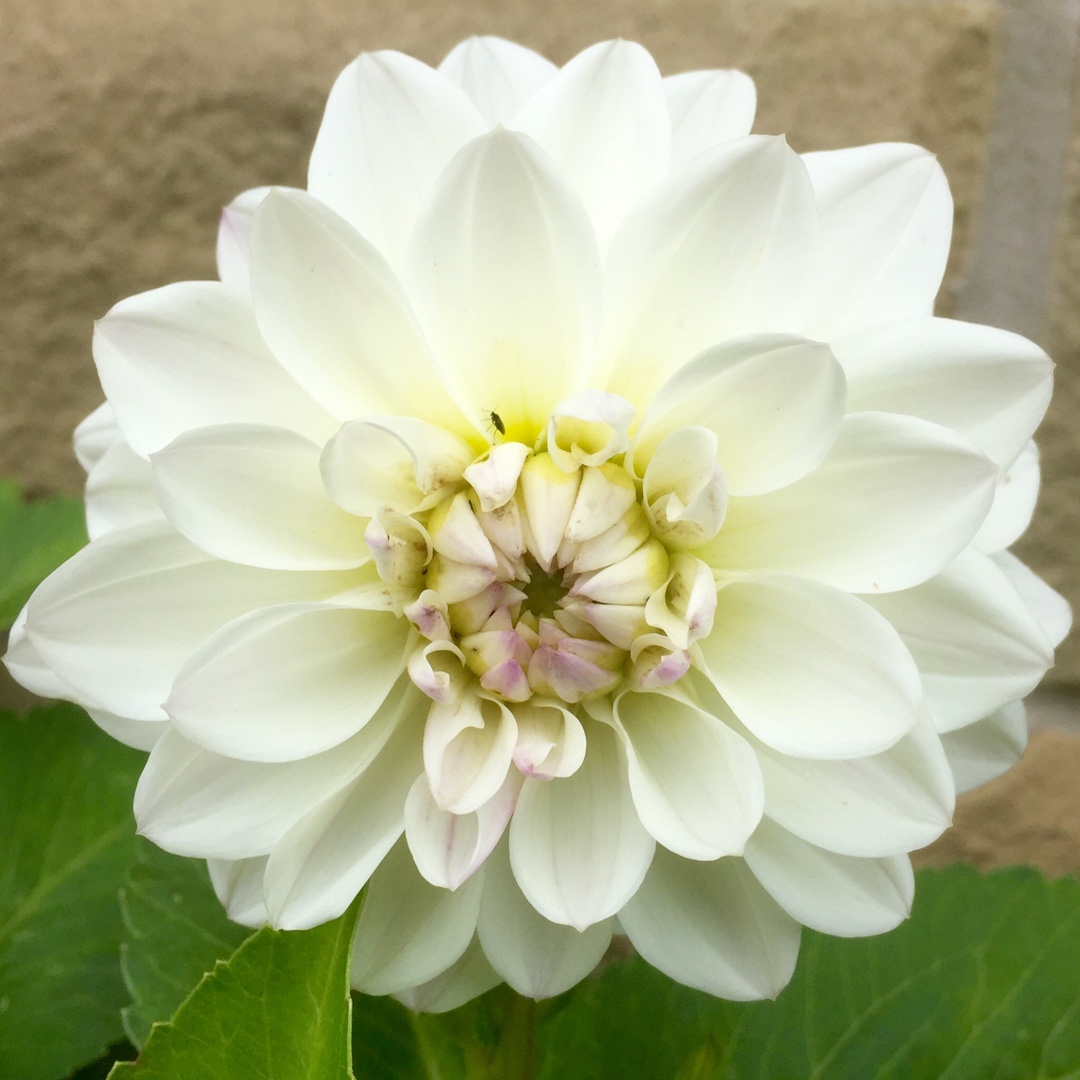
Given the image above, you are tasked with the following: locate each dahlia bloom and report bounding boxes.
[5,37,1069,1010]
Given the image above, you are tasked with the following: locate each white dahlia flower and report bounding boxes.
[5,37,1070,1009]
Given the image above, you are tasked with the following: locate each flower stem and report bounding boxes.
[497,993,538,1079]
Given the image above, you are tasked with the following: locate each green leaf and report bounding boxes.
[109,896,362,1079]
[537,866,1080,1080]
[0,703,144,1080]
[349,993,427,1080]
[0,479,87,629]
[119,840,252,1049]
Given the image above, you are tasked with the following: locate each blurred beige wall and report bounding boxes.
[2,0,1078,682]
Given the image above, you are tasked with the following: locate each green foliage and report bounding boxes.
[0,480,86,629]
[0,704,143,1080]
[108,898,362,1080]
[535,866,1080,1080]
[119,840,252,1048]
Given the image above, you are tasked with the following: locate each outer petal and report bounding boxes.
[308,50,485,265]
[216,186,272,292]
[86,708,167,752]
[598,135,819,407]
[509,720,654,930]
[85,439,163,540]
[993,550,1072,648]
[136,679,411,859]
[696,576,922,759]
[407,128,602,438]
[351,839,483,996]
[152,424,368,571]
[4,604,83,702]
[166,603,411,761]
[940,700,1027,795]
[74,402,119,472]
[665,69,757,166]
[514,40,670,250]
[835,317,1053,469]
[620,846,800,1000]
[610,689,763,860]
[250,188,469,432]
[24,523,354,720]
[973,439,1040,554]
[634,334,845,496]
[478,840,612,999]
[263,717,422,930]
[93,281,336,457]
[866,548,1052,732]
[207,857,269,927]
[698,675,956,858]
[702,412,997,593]
[390,937,502,1013]
[744,816,914,937]
[439,37,557,125]
[802,143,952,338]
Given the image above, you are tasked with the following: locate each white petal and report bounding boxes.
[250,188,468,431]
[351,839,483,996]
[973,439,1040,553]
[85,439,164,540]
[86,708,167,751]
[24,523,354,720]
[695,674,956,858]
[665,69,757,166]
[940,701,1027,794]
[389,936,502,1013]
[993,551,1072,648]
[93,281,336,456]
[866,548,1052,732]
[641,427,727,549]
[207,857,269,927]
[464,442,532,513]
[407,128,602,437]
[216,186,273,292]
[322,417,476,518]
[478,839,612,999]
[703,412,997,593]
[439,37,557,125]
[263,717,422,930]
[136,680,413,859]
[744,816,914,937]
[836,317,1054,469]
[599,135,818,408]
[610,689,763,860]
[512,699,587,780]
[697,576,922,759]
[636,334,845,497]
[620,846,800,1000]
[424,692,518,814]
[74,402,119,472]
[803,143,952,338]
[308,50,485,266]
[4,604,81,702]
[405,768,521,890]
[152,424,368,571]
[166,603,410,761]
[514,40,670,250]
[509,720,654,930]
[547,390,635,472]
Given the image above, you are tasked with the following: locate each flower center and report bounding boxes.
[363,393,725,709]
[519,557,566,621]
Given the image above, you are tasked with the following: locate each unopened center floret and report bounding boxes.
[361,394,724,709]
